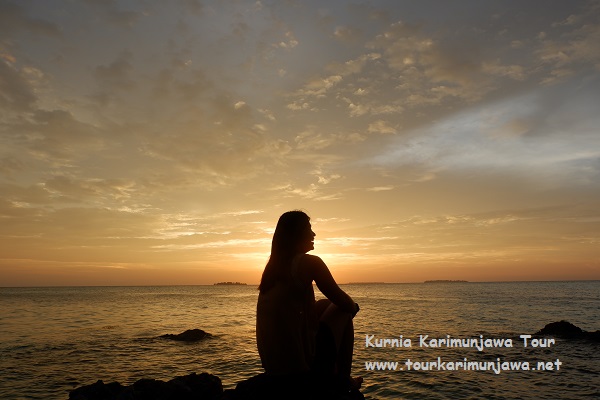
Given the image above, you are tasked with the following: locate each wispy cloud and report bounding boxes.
[370,80,600,186]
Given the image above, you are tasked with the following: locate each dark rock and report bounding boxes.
[169,373,223,399]
[70,372,364,400]
[160,329,211,342]
[69,373,222,400]
[70,380,125,400]
[535,320,583,337]
[224,373,364,400]
[535,320,600,342]
[125,378,182,399]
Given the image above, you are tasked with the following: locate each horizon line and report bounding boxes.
[1,279,599,289]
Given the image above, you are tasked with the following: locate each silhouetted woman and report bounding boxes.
[256,210,361,390]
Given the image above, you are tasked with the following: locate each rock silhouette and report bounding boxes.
[223,372,364,400]
[160,329,211,342]
[534,320,600,342]
[69,372,363,400]
[69,372,222,400]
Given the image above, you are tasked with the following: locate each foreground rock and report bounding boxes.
[71,322,599,399]
[70,372,364,400]
[223,373,364,400]
[69,372,223,400]
[534,320,600,342]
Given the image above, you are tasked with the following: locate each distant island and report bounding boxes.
[214,281,247,286]
[424,280,469,283]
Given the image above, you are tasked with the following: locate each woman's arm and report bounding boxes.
[303,255,357,314]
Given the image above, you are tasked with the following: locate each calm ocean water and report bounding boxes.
[1,281,599,399]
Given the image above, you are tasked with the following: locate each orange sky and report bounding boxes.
[1,1,599,286]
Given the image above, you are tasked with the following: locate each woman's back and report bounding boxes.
[256,255,318,374]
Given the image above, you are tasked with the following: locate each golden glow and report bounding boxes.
[1,2,599,286]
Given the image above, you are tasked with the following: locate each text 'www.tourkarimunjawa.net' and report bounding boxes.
[364,334,563,374]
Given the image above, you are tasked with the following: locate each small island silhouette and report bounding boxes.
[214,281,247,286]
[424,280,469,283]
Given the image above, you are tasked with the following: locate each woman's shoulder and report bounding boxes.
[298,254,328,278]
[300,254,325,266]
[290,254,325,284]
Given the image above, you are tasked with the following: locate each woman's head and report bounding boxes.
[259,210,315,292]
[271,210,314,257]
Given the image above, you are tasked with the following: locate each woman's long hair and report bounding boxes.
[258,210,310,293]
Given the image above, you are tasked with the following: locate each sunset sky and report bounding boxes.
[1,0,599,286]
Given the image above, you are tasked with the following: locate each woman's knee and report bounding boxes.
[320,303,353,329]
[315,298,331,318]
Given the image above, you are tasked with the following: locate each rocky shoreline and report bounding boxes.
[69,371,365,400]
[69,321,598,400]
[70,328,364,399]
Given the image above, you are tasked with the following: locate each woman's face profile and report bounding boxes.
[299,223,316,253]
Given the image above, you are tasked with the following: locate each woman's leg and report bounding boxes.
[336,314,354,378]
[316,300,355,378]
[314,298,331,319]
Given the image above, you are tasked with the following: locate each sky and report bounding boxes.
[1,0,599,286]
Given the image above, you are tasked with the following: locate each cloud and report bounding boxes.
[44,175,136,203]
[316,173,341,185]
[151,67,212,103]
[273,31,298,49]
[287,53,383,114]
[367,120,397,135]
[326,53,381,76]
[482,61,525,80]
[0,2,61,37]
[136,94,285,186]
[320,204,600,269]
[294,128,338,151]
[290,126,366,163]
[284,11,562,125]
[367,186,394,192]
[83,0,146,28]
[0,156,24,177]
[220,210,263,217]
[280,183,343,201]
[297,75,343,97]
[0,58,38,113]
[370,80,600,187]
[367,21,432,69]
[10,109,105,163]
[347,102,369,117]
[343,90,405,118]
[332,25,363,44]
[0,182,52,205]
[153,237,269,251]
[258,108,276,121]
[94,51,136,91]
[535,4,600,82]
[365,22,499,104]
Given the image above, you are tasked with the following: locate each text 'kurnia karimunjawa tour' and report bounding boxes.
[364,334,562,374]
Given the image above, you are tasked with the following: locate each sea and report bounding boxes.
[1,281,599,400]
